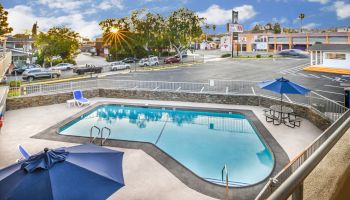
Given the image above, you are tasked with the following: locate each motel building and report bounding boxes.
[221,32,350,53]
[304,44,350,74]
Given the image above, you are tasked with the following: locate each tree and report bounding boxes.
[166,8,204,60]
[212,25,216,33]
[99,17,137,60]
[251,24,263,33]
[273,23,282,34]
[32,22,38,36]
[299,13,305,33]
[130,9,167,56]
[34,27,79,66]
[0,3,13,36]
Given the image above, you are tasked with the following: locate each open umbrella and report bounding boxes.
[0,144,124,200]
[258,77,310,109]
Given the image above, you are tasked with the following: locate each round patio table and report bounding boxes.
[270,105,294,124]
[270,105,294,114]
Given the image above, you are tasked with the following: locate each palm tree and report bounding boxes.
[212,24,216,33]
[299,13,305,33]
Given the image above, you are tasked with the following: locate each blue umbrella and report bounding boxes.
[0,144,124,200]
[258,77,311,108]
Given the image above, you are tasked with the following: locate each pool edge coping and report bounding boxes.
[31,101,290,200]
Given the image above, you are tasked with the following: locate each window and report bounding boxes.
[326,53,346,60]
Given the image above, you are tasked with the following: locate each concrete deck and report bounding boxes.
[0,98,322,199]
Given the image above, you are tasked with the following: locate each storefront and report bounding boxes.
[309,44,350,69]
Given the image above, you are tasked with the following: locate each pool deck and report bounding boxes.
[0,98,322,200]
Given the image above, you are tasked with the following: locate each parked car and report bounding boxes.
[73,64,103,75]
[11,64,40,75]
[122,57,139,63]
[22,68,61,82]
[110,61,131,71]
[278,49,309,58]
[164,56,180,64]
[138,56,159,67]
[50,63,74,71]
[175,50,188,59]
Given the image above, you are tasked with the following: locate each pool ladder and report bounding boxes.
[90,126,111,146]
[222,164,229,200]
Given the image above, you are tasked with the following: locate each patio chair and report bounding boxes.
[263,109,281,125]
[286,113,302,128]
[73,90,90,107]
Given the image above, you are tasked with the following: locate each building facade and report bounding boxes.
[221,32,350,53]
[308,44,350,70]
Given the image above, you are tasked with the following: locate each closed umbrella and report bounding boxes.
[258,77,310,109]
[0,144,124,200]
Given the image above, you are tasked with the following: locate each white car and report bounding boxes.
[50,63,74,71]
[110,61,131,71]
[138,56,159,67]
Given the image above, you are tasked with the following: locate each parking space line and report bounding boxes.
[324,85,345,89]
[297,73,309,78]
[315,90,344,95]
[308,74,320,79]
[321,75,336,81]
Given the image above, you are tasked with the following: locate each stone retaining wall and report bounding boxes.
[6,89,99,110]
[6,88,331,130]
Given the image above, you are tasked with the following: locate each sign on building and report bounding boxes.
[220,36,232,51]
[104,48,109,55]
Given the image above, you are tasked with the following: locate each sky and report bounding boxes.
[1,0,350,39]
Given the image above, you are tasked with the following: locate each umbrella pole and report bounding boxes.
[281,93,283,111]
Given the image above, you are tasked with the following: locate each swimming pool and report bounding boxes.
[59,105,274,187]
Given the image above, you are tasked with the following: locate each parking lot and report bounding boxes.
[104,58,348,104]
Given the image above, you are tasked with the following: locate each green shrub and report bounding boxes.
[8,89,21,97]
[256,54,262,58]
[221,53,231,58]
[268,55,273,58]
[9,80,21,88]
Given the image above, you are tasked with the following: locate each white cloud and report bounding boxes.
[333,1,350,19]
[7,5,101,38]
[302,22,320,29]
[197,4,257,25]
[37,0,88,11]
[307,0,329,4]
[272,17,288,24]
[97,0,124,10]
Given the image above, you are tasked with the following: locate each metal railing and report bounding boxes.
[8,79,347,122]
[257,110,350,200]
[6,78,350,199]
[255,109,350,200]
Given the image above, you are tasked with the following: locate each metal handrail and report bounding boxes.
[222,164,229,200]
[90,126,101,144]
[101,127,111,146]
[256,110,350,200]
[267,110,350,200]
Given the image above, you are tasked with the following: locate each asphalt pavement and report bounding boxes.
[103,58,348,104]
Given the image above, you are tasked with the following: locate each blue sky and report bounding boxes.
[1,0,350,38]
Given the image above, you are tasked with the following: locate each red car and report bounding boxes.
[164,56,180,64]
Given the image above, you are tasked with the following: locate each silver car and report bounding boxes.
[110,61,131,71]
[22,68,61,82]
[50,63,74,71]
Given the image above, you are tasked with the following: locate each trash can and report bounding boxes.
[345,88,350,108]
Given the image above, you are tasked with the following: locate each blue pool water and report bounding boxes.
[59,105,274,186]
